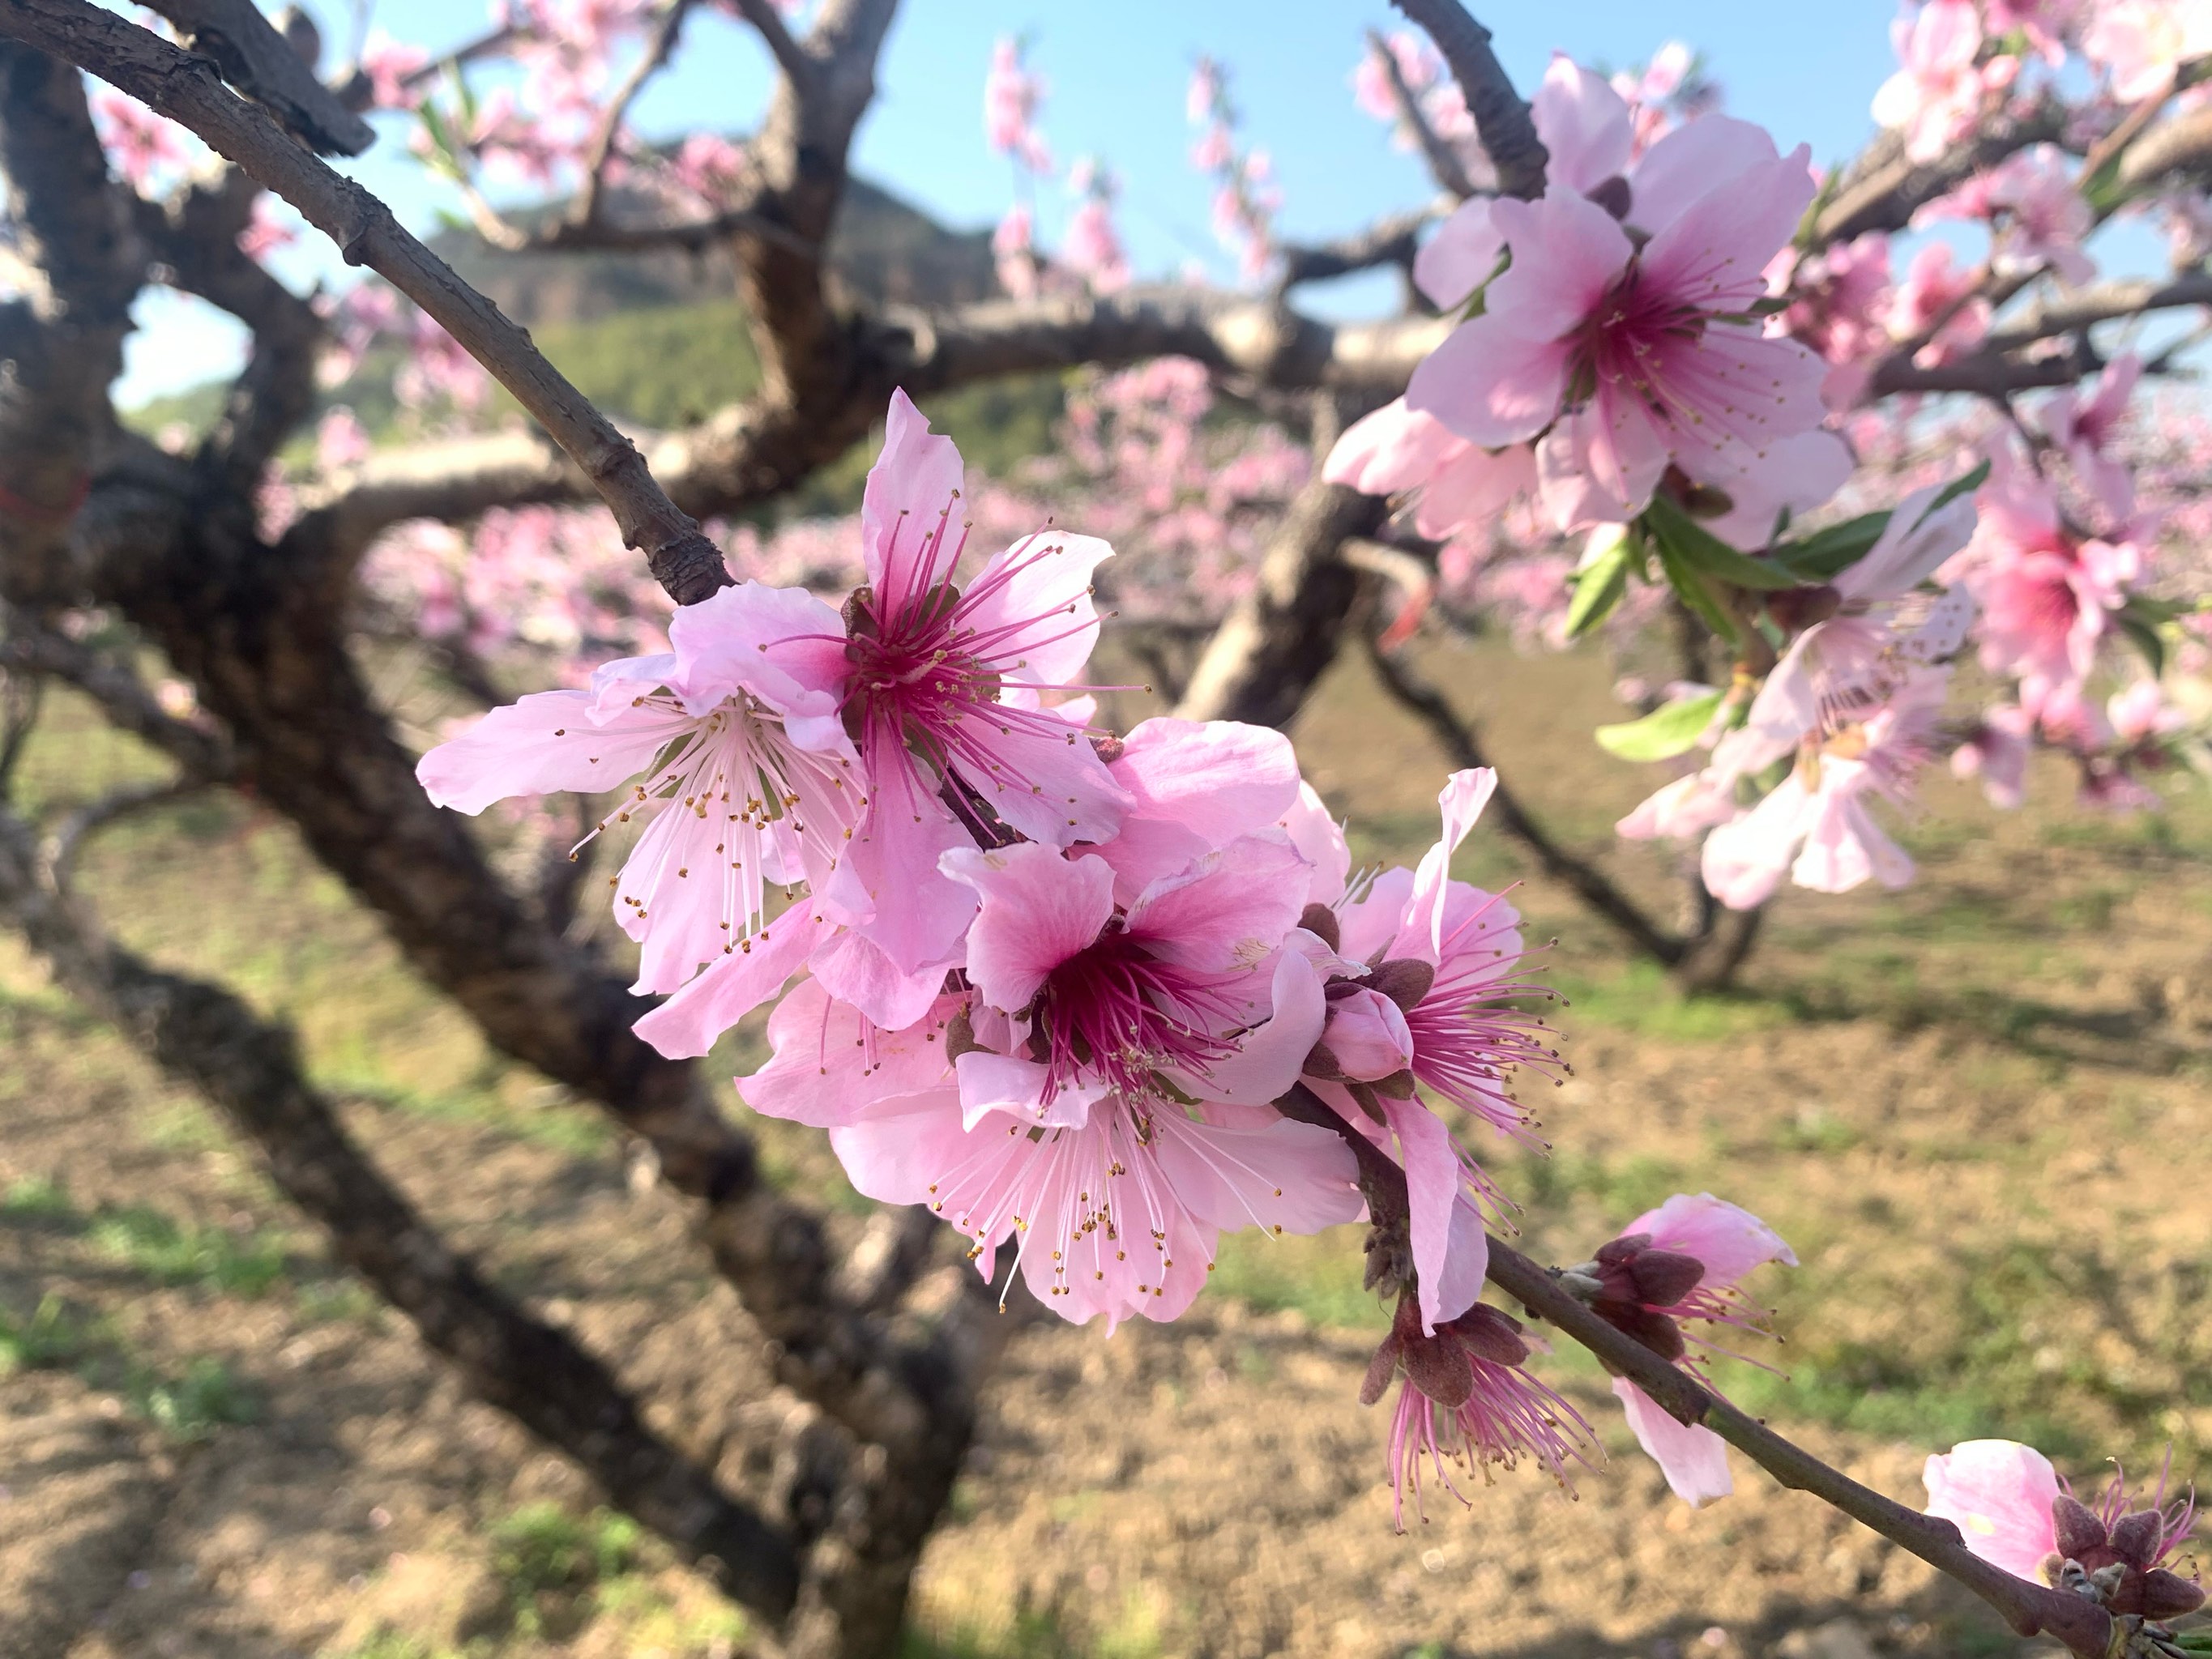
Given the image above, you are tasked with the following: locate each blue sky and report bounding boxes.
[123,2,1910,404]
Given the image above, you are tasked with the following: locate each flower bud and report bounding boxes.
[1299,902,1341,953]
[1766,583,1843,633]
[1365,957,1435,1012]
[1319,987,1415,1082]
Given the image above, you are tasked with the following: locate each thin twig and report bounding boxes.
[39,777,200,893]
[572,0,701,232]
[1365,28,1475,200]
[1361,629,1686,967]
[1270,1085,2116,1659]
[1386,0,1546,199]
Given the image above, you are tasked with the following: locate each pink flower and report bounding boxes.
[2083,0,2212,100]
[2110,676,2187,742]
[314,407,371,472]
[2039,353,2141,522]
[1321,399,1536,548]
[357,31,430,109]
[993,204,1039,299]
[1734,478,1979,752]
[1302,771,1563,1333]
[1873,2,2007,163]
[1951,703,2036,806]
[802,838,1361,1328]
[1575,1194,1796,1507]
[1924,1440,2203,1616]
[1783,232,1895,407]
[1061,191,1130,293]
[416,580,864,998]
[1885,244,1992,365]
[1702,666,1950,908]
[1351,31,1437,123]
[1964,456,2141,715]
[1365,1299,1597,1529]
[91,88,188,189]
[983,37,1052,173]
[794,390,1128,979]
[1405,118,1828,529]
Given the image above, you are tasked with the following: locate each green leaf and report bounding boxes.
[1594,690,1727,762]
[1642,494,1801,591]
[1915,457,1991,526]
[1770,511,1889,581]
[1650,537,1743,644]
[1565,533,1633,640]
[2118,608,2167,678]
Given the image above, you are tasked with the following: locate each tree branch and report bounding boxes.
[0,0,737,608]
[0,802,803,1618]
[1387,0,1545,199]
[137,0,374,154]
[1364,28,1475,201]
[1360,626,1687,967]
[570,0,702,232]
[1277,208,1432,291]
[731,0,813,87]
[1812,102,2069,245]
[1270,1084,2117,1659]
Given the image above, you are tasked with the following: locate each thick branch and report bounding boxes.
[1278,210,1431,291]
[137,0,374,154]
[0,0,736,607]
[1361,629,1685,966]
[1387,0,1545,199]
[1174,474,1382,727]
[1813,103,2068,245]
[731,0,813,87]
[0,804,801,1617]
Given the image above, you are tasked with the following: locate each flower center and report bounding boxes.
[1032,923,1241,1106]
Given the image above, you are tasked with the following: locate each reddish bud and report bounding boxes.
[1366,957,1436,1012]
[1300,902,1341,953]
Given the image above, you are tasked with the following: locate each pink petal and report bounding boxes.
[1412,199,1503,311]
[1184,948,1326,1106]
[953,1050,1104,1129]
[1624,1192,1798,1286]
[863,389,967,609]
[840,761,979,975]
[1923,1440,2062,1579]
[1092,717,1302,900]
[1614,1379,1735,1507]
[1125,834,1311,974]
[416,691,678,815]
[1394,769,1498,966]
[1484,187,1635,340]
[1530,53,1633,195]
[667,581,853,740]
[736,978,963,1125]
[807,928,955,1033]
[1279,782,1351,907]
[941,844,1115,1013]
[1701,774,1813,911]
[1382,1093,1485,1333]
[951,710,1128,850]
[1407,318,1574,450]
[1412,442,1536,540]
[1322,398,1466,495]
[1627,115,1785,237]
[960,530,1114,689]
[1149,1108,1363,1238]
[630,903,835,1059]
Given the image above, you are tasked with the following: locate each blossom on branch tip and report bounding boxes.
[1403,83,1831,531]
[1924,1440,2204,1618]
[1567,1193,1796,1506]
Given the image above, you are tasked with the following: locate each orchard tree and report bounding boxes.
[0,2,2210,1657]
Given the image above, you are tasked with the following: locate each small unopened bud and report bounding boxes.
[1766,583,1843,633]
[1091,734,1125,766]
[1299,902,1341,953]
[1366,957,1435,1012]
[1588,174,1632,221]
[1301,1038,1346,1081]
[1318,987,1415,1082]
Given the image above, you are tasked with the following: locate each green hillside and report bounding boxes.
[123,296,1066,519]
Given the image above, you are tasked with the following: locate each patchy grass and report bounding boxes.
[88,1205,293,1297]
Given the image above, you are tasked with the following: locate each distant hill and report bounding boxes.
[428,175,1003,327]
